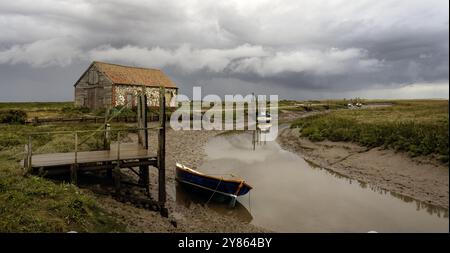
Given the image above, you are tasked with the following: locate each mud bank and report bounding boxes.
[82,128,267,232]
[277,127,449,209]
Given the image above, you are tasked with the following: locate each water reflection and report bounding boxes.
[305,159,450,218]
[175,182,254,223]
[193,131,448,232]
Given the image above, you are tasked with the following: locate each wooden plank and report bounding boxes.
[35,159,157,176]
[29,149,156,168]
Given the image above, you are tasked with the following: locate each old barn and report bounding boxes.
[74,61,178,110]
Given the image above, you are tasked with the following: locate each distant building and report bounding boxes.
[74,61,178,110]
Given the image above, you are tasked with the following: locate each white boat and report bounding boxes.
[257,111,271,123]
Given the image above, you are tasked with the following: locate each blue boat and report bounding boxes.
[175,163,252,206]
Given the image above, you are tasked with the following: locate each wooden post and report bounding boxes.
[106,162,112,179]
[23,138,31,175]
[23,144,28,173]
[137,95,141,141]
[105,119,112,178]
[71,132,78,185]
[139,159,150,196]
[117,131,121,162]
[137,92,150,195]
[253,93,257,150]
[137,93,148,149]
[103,123,111,150]
[157,87,166,206]
[253,130,256,151]
[27,135,32,173]
[114,131,121,195]
[113,165,121,196]
[143,94,148,149]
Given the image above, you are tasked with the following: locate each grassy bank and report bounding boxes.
[0,119,135,232]
[291,100,449,163]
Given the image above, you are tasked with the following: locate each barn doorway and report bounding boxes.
[87,87,103,110]
[88,88,96,109]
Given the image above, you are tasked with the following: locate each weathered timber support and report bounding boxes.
[157,87,166,209]
[70,164,78,185]
[71,132,78,185]
[138,159,150,195]
[137,92,148,149]
[23,144,29,175]
[113,165,121,196]
[27,136,32,173]
[106,161,113,179]
[103,108,111,150]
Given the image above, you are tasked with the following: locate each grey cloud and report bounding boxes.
[0,0,448,101]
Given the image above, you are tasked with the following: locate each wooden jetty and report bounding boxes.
[22,88,168,215]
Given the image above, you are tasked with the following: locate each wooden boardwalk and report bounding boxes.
[21,89,168,216]
[29,143,156,168]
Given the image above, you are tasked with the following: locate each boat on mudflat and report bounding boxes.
[175,163,252,199]
[257,112,271,123]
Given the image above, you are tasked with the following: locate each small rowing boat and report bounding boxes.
[175,163,252,204]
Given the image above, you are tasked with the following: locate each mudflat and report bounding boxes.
[277,127,449,209]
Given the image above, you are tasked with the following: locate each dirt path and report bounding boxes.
[277,115,449,209]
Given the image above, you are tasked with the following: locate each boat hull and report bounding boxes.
[175,164,252,198]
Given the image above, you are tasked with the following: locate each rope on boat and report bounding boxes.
[205,177,223,205]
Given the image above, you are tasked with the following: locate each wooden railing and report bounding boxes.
[23,126,161,174]
[25,114,171,125]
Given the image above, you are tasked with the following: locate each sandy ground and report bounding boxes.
[81,127,267,232]
[277,127,449,209]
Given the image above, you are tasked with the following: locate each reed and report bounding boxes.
[291,100,449,163]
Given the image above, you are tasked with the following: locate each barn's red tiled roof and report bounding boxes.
[93,61,177,88]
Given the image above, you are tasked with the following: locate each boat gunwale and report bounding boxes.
[175,163,253,190]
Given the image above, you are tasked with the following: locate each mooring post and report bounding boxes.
[158,87,167,211]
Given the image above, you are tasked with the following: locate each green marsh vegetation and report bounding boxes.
[0,102,143,232]
[0,120,137,232]
[291,100,449,163]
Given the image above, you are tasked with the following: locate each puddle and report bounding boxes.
[177,131,449,233]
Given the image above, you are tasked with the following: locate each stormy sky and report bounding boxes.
[0,0,448,101]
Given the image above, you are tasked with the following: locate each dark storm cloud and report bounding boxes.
[0,0,448,101]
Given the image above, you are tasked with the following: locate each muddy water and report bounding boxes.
[178,132,449,233]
